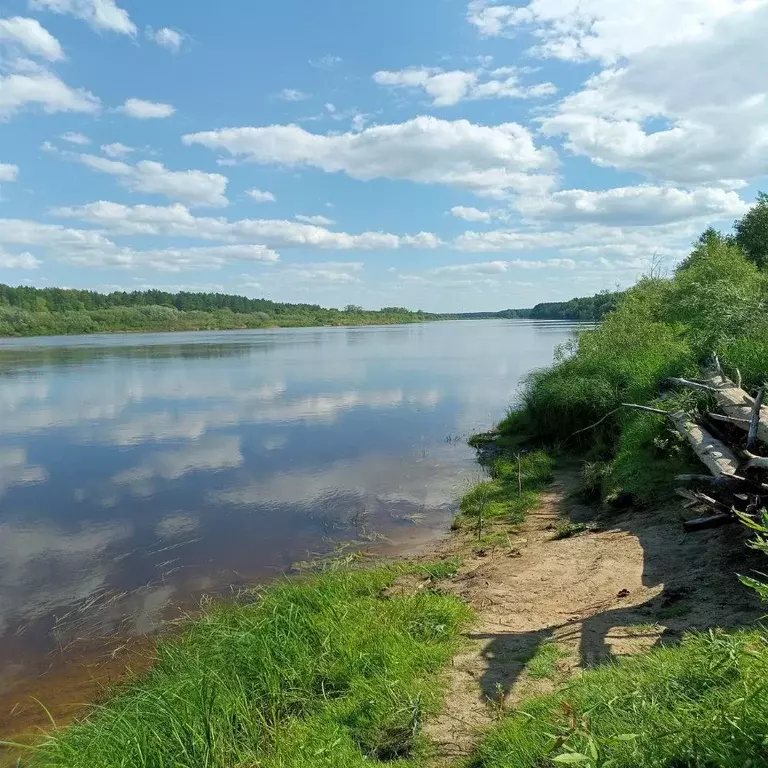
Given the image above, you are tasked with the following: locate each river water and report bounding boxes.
[0,319,582,698]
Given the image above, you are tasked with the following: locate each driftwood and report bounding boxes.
[676,473,768,495]
[667,369,768,447]
[668,411,741,478]
[683,514,736,532]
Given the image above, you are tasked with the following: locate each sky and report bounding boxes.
[0,0,765,312]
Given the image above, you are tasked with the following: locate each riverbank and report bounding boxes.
[10,449,767,767]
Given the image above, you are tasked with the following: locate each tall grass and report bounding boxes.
[470,629,768,768]
[28,567,471,768]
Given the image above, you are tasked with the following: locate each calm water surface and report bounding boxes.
[0,319,582,687]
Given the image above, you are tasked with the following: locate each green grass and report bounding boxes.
[458,451,554,534]
[416,558,462,581]
[26,567,472,768]
[470,629,768,768]
[525,643,570,680]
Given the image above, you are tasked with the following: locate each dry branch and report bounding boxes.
[748,387,766,451]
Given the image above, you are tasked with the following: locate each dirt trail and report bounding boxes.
[415,468,765,762]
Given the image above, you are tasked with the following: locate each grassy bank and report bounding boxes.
[498,230,768,505]
[22,567,471,768]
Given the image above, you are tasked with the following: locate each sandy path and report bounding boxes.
[417,469,765,762]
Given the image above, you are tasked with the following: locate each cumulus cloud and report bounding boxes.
[29,0,136,36]
[63,243,280,272]
[295,214,335,226]
[518,186,749,225]
[374,66,556,106]
[0,72,100,117]
[430,258,576,274]
[76,156,229,207]
[183,116,558,198]
[278,88,309,102]
[246,188,276,203]
[101,142,133,158]
[118,98,175,119]
[490,1,768,187]
[450,206,492,222]
[0,248,40,269]
[148,27,184,52]
[61,131,89,145]
[0,16,64,61]
[466,0,753,62]
[51,201,443,251]
[0,163,19,182]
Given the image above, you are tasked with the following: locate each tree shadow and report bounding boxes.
[466,480,766,706]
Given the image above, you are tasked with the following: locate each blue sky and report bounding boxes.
[0,0,765,311]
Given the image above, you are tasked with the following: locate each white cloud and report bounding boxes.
[374,66,556,106]
[508,2,768,187]
[0,163,19,182]
[295,213,335,226]
[29,0,136,36]
[76,156,230,207]
[0,72,100,117]
[450,205,492,222]
[0,16,64,61]
[183,116,558,198]
[453,220,700,260]
[468,0,762,63]
[59,242,280,272]
[278,88,309,102]
[283,261,364,284]
[61,130,89,145]
[101,141,133,158]
[148,27,184,52]
[519,185,749,225]
[119,98,175,119]
[50,201,442,251]
[0,248,40,268]
[309,54,342,68]
[246,188,276,203]
[430,258,576,274]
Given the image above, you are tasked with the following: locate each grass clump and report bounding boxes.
[416,558,462,581]
[471,629,768,768]
[525,643,570,680]
[458,451,554,535]
[552,521,596,541]
[29,567,472,768]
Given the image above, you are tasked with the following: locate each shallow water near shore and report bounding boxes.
[0,319,583,719]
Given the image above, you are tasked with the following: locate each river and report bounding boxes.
[0,319,583,712]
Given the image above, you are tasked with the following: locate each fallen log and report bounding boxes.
[669,411,741,478]
[684,514,736,532]
[676,473,768,495]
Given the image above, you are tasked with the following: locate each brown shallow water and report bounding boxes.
[0,320,585,736]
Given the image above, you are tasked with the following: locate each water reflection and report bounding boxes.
[0,320,585,687]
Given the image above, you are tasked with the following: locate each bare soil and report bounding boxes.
[410,467,766,763]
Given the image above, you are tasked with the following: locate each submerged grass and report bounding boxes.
[27,566,472,768]
[470,629,768,768]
